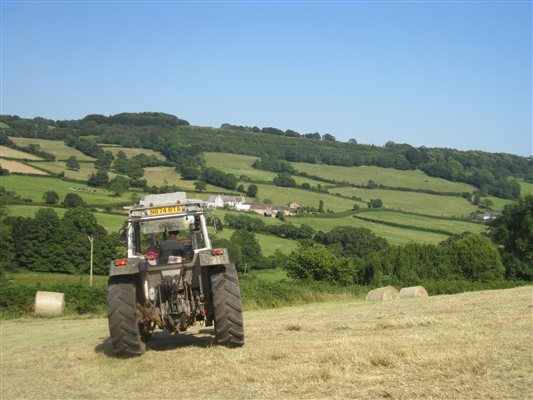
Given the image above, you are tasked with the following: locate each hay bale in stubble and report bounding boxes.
[399,286,428,299]
[34,291,65,317]
[366,286,400,301]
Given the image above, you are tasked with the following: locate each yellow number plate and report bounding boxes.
[149,206,183,215]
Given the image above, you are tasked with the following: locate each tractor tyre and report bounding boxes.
[107,275,146,357]
[210,264,245,348]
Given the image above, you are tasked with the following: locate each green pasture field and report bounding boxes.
[291,162,476,193]
[358,210,487,235]
[26,161,117,181]
[518,179,533,196]
[204,152,327,187]
[143,166,222,193]
[100,146,165,160]
[5,271,109,288]
[254,184,359,212]
[294,214,449,245]
[206,208,284,226]
[248,268,290,281]
[0,145,42,160]
[0,175,133,205]
[6,205,127,233]
[211,227,299,256]
[332,186,477,217]
[9,137,95,161]
[482,196,515,211]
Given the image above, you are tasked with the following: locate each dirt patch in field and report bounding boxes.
[0,159,49,175]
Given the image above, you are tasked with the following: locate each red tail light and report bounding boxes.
[211,249,224,256]
[114,259,128,267]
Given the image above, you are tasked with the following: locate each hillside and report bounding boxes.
[0,112,531,268]
[2,286,531,399]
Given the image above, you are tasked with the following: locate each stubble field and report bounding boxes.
[1,286,531,399]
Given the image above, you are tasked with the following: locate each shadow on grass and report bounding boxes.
[95,329,216,357]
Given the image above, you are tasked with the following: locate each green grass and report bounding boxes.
[210,227,299,256]
[357,210,487,235]
[248,268,290,282]
[4,271,109,288]
[333,187,477,217]
[294,214,449,245]
[254,184,358,212]
[518,180,533,196]
[6,204,127,233]
[291,162,476,193]
[9,137,95,161]
[26,161,117,181]
[204,152,329,187]
[482,196,515,211]
[144,166,224,192]
[0,175,134,206]
[100,146,165,160]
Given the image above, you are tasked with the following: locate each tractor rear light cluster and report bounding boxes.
[114,259,128,267]
[211,248,224,256]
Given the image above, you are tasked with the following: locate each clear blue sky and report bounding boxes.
[1,0,531,156]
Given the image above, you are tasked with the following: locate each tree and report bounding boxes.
[108,175,130,196]
[368,199,383,208]
[273,173,297,187]
[181,166,200,180]
[194,180,207,192]
[88,170,109,187]
[444,233,504,282]
[63,193,86,208]
[63,207,99,236]
[230,230,262,271]
[65,156,80,171]
[322,226,389,259]
[286,244,352,284]
[246,184,258,197]
[489,195,533,280]
[42,191,59,204]
[237,184,245,193]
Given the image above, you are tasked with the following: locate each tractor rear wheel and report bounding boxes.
[107,275,146,357]
[210,264,245,347]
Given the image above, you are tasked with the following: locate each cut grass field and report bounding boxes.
[9,137,95,160]
[357,210,487,235]
[291,161,476,193]
[1,286,530,399]
[295,214,449,245]
[255,184,359,212]
[7,204,126,233]
[0,175,134,206]
[100,146,165,160]
[211,227,299,256]
[0,145,42,160]
[143,166,222,193]
[0,159,49,175]
[333,186,478,217]
[26,160,113,181]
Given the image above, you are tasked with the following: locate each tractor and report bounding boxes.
[107,192,244,356]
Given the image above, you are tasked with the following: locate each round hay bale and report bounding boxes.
[366,286,400,301]
[34,291,65,317]
[399,286,428,299]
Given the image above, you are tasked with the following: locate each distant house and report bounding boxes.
[474,210,502,221]
[207,194,246,208]
[248,203,273,217]
[235,202,251,211]
[272,205,292,217]
[288,202,301,210]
